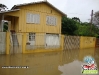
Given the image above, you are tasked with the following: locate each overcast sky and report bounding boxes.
[0,0,99,22]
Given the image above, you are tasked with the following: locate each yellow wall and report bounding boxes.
[4,11,19,17]
[22,33,63,54]
[80,36,96,49]
[0,3,62,33]
[2,16,19,32]
[6,32,97,54]
[35,33,45,47]
[19,3,62,33]
[6,32,10,54]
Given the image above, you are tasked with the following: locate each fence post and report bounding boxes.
[22,33,26,53]
[80,36,82,49]
[61,35,65,50]
[6,32,10,54]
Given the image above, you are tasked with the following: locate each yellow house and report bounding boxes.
[0,1,66,54]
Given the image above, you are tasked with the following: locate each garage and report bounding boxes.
[45,34,60,48]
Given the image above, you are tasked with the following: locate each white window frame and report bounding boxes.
[26,13,40,24]
[29,33,35,41]
[46,16,57,26]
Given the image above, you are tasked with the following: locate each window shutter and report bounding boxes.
[38,15,40,24]
[55,18,57,25]
[27,13,30,23]
[34,14,36,24]
[31,14,33,23]
[51,16,54,25]
[35,14,38,23]
[50,16,52,25]
[27,13,40,24]
[46,16,49,25]
[30,13,32,23]
[33,14,35,23]
[46,16,57,26]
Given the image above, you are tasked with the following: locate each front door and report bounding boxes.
[26,33,35,50]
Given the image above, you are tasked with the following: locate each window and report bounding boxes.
[29,33,35,41]
[27,13,40,24]
[26,33,35,50]
[46,16,57,26]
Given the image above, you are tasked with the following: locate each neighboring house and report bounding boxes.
[0,1,66,54]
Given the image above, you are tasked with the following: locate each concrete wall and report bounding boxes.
[0,32,6,54]
[80,36,96,49]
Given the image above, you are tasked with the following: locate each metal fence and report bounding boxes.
[64,36,80,50]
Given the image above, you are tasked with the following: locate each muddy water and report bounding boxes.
[0,48,99,75]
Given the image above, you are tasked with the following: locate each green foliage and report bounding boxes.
[72,17,80,23]
[61,17,78,35]
[61,17,99,37]
[3,22,8,32]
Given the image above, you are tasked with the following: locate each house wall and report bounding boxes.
[22,33,63,54]
[19,3,62,33]
[4,11,19,17]
[14,17,19,32]
[2,16,19,32]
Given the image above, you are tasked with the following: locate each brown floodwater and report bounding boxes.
[0,48,99,75]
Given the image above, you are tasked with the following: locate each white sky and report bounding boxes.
[0,0,99,22]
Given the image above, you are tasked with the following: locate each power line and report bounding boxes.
[67,13,90,15]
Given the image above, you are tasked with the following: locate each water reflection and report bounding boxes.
[0,48,99,75]
[59,48,99,75]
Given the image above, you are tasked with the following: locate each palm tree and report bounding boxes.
[0,4,8,11]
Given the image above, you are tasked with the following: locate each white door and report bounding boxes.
[27,33,35,50]
[28,33,35,45]
[46,34,60,48]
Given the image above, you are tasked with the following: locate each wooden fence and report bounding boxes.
[95,38,99,48]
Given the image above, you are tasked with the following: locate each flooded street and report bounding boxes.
[0,48,99,75]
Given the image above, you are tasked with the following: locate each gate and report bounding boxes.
[95,38,99,48]
[64,36,80,50]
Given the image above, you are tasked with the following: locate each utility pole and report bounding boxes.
[90,10,93,34]
[44,0,47,1]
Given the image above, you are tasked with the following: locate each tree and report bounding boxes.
[61,17,78,35]
[72,17,80,23]
[0,4,8,11]
[93,11,99,26]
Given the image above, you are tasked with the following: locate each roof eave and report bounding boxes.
[11,1,67,16]
[0,9,20,14]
